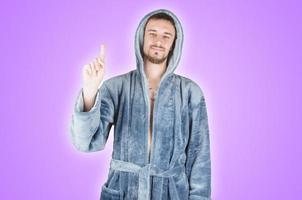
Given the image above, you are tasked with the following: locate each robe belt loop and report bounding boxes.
[109,159,185,200]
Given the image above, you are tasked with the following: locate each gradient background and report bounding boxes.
[1,0,301,199]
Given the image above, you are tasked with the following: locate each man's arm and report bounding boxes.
[70,82,115,152]
[185,85,211,200]
[82,89,98,112]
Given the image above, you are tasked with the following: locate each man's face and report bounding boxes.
[143,18,176,64]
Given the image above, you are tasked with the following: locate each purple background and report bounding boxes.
[1,0,301,199]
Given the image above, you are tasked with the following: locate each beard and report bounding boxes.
[143,46,169,64]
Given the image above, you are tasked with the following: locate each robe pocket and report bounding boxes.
[169,172,189,199]
[100,184,123,200]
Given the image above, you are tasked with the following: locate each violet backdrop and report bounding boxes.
[1,0,301,199]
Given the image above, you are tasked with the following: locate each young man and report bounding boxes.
[70,9,211,200]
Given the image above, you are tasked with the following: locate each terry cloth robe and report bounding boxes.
[70,8,211,200]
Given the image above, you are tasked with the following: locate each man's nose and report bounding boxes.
[155,39,165,48]
[154,36,164,46]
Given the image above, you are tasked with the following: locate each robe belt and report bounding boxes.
[110,158,185,200]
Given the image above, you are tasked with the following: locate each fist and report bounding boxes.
[82,44,106,97]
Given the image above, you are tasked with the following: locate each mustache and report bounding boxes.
[151,45,164,50]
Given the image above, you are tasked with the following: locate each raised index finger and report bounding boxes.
[99,44,106,61]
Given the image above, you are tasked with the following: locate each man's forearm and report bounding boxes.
[82,91,98,112]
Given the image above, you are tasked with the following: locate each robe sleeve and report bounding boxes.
[70,82,115,152]
[185,85,211,200]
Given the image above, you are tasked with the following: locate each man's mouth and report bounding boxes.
[151,46,164,51]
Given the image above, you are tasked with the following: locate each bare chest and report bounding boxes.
[148,80,159,159]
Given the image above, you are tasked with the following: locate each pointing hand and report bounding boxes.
[82,44,106,98]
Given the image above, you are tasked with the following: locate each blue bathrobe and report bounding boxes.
[70,9,211,200]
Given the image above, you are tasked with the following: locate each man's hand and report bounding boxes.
[82,44,106,111]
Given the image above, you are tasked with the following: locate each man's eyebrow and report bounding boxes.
[147,29,174,36]
[147,29,157,32]
[163,32,174,36]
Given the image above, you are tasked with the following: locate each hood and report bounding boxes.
[134,8,184,82]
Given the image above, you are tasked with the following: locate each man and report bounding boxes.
[70,9,211,200]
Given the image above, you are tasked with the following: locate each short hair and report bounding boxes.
[146,13,176,30]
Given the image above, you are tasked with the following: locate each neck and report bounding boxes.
[143,58,167,81]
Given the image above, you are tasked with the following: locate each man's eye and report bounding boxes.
[150,33,156,36]
[164,36,170,39]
